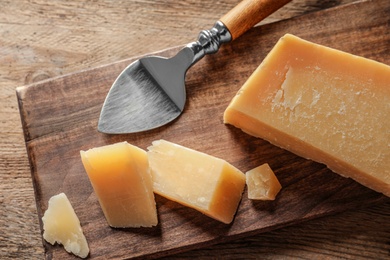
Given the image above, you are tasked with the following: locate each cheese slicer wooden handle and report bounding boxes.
[221,0,293,40]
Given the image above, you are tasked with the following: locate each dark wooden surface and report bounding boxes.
[2,0,390,259]
[14,0,390,259]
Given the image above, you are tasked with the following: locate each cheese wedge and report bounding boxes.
[246,163,282,200]
[42,193,89,258]
[147,140,246,224]
[80,142,158,228]
[224,34,390,197]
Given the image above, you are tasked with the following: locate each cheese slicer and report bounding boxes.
[98,0,292,134]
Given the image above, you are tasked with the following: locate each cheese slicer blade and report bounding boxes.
[98,0,292,134]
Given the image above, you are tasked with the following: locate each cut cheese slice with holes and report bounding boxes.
[147,139,246,224]
[80,142,158,228]
[224,34,390,197]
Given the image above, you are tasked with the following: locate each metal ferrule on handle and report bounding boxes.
[186,21,232,65]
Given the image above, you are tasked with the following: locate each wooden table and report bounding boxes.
[1,0,389,259]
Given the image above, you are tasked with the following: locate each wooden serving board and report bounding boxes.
[16,0,390,259]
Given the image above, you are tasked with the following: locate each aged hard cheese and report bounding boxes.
[42,193,89,258]
[246,163,282,200]
[147,140,246,224]
[224,34,390,197]
[80,142,158,228]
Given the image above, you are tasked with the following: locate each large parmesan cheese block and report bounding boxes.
[224,34,390,197]
[147,140,246,224]
[80,142,158,228]
[42,193,89,258]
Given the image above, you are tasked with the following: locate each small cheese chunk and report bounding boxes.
[246,163,282,200]
[147,140,246,224]
[80,142,158,228]
[224,34,390,197]
[42,193,89,258]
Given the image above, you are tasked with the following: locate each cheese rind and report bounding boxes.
[80,142,158,228]
[246,163,282,200]
[224,34,390,197]
[42,193,89,258]
[147,140,246,224]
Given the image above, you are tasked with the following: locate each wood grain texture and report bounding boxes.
[14,0,390,259]
[2,0,390,259]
